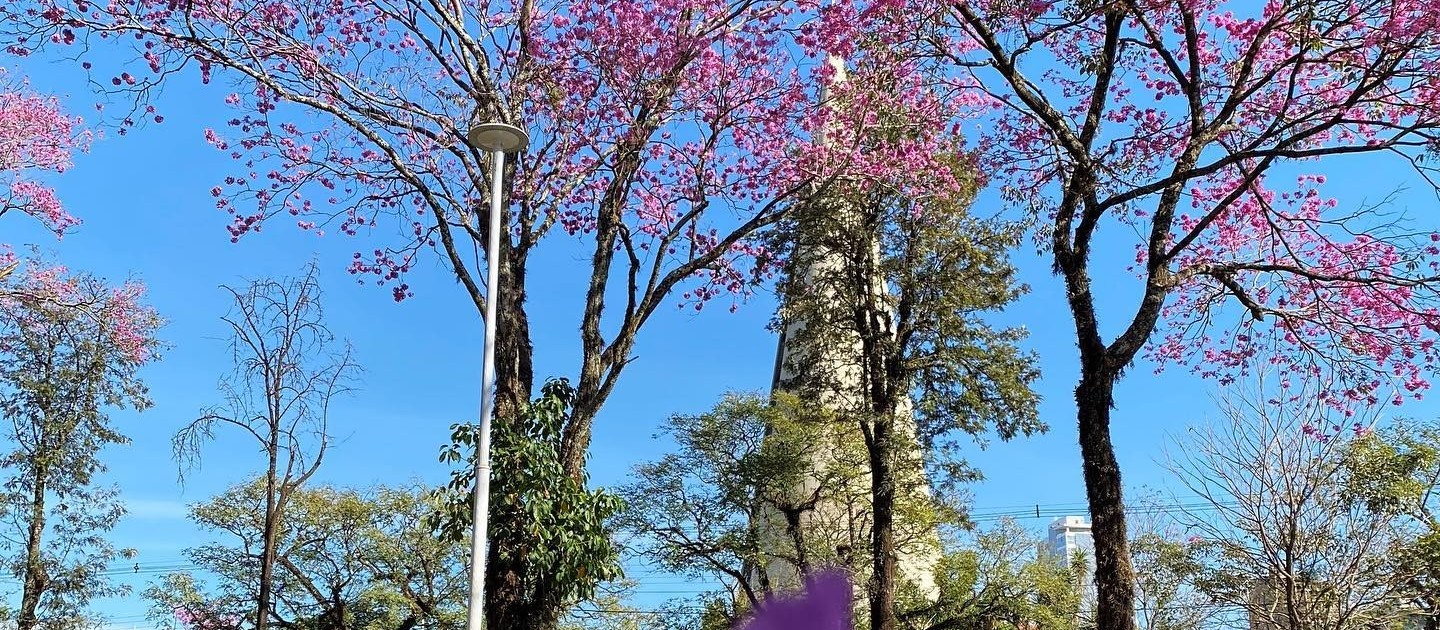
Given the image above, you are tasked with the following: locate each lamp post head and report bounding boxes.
[468,122,529,153]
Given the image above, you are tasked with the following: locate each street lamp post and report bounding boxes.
[465,121,529,630]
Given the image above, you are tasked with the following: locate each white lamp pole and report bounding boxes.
[465,121,529,630]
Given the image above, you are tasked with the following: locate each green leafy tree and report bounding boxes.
[1129,532,1208,630]
[1342,421,1440,629]
[773,153,1042,629]
[614,392,871,625]
[0,264,161,630]
[617,394,1060,630]
[430,379,623,630]
[1115,496,1213,630]
[145,482,465,630]
[904,518,1082,630]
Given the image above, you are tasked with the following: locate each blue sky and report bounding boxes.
[7,49,1440,625]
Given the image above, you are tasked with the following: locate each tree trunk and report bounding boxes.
[484,254,543,630]
[483,540,519,629]
[332,594,346,630]
[1075,370,1135,630]
[531,585,565,630]
[493,238,534,422]
[868,417,899,630]
[781,506,812,577]
[486,151,636,630]
[483,558,562,630]
[560,135,653,482]
[256,438,281,630]
[18,466,48,630]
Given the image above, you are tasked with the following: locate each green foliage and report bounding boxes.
[772,153,1043,454]
[431,378,623,608]
[1129,532,1207,630]
[144,482,466,630]
[1342,422,1440,622]
[768,147,1041,629]
[1343,424,1440,522]
[620,153,1044,623]
[614,391,869,618]
[616,392,1067,630]
[907,519,1082,630]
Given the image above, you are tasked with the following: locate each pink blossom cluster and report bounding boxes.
[506,0,967,308]
[12,0,964,310]
[0,72,88,236]
[1301,421,1371,443]
[0,261,161,365]
[1151,172,1440,408]
[18,0,1440,421]
[172,606,241,630]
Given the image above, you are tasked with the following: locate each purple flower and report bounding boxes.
[739,571,852,630]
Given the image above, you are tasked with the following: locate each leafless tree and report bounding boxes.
[1167,379,1416,630]
[174,262,359,630]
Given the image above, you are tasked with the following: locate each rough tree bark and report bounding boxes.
[866,418,900,630]
[18,463,48,630]
[1075,368,1134,630]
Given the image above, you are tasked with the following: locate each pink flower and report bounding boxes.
[0,79,87,237]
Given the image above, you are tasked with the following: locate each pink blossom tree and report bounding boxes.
[929,2,1440,629]
[0,69,88,280]
[0,261,161,630]
[1,0,960,625]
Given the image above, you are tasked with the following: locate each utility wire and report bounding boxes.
[968,498,1241,521]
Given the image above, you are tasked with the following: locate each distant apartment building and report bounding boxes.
[1042,516,1096,622]
[1047,516,1095,570]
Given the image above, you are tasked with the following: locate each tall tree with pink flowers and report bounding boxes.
[922,2,1440,629]
[1,0,962,625]
[0,262,162,630]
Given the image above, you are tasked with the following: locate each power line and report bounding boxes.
[967,497,1242,522]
